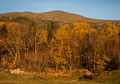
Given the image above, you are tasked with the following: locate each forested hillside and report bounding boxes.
[0,11,120,76]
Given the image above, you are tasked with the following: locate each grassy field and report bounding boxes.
[0,70,120,84]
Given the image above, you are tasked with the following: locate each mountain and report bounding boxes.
[0,10,120,32]
[0,10,120,24]
[38,10,94,23]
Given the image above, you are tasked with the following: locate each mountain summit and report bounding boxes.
[39,10,93,22]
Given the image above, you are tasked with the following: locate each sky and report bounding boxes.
[0,0,120,20]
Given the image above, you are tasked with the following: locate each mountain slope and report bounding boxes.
[0,10,120,24]
[38,10,94,23]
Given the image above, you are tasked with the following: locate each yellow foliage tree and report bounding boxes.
[1,55,18,69]
[90,54,111,73]
[50,24,73,71]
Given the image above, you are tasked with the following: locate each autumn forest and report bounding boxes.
[0,11,120,80]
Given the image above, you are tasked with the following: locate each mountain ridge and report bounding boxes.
[0,10,120,24]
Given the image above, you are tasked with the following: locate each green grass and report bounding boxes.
[0,70,120,84]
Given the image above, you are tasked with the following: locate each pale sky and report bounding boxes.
[0,0,120,20]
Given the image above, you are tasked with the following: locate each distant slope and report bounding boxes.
[0,10,92,23]
[0,10,120,24]
[38,10,94,23]
[0,10,120,31]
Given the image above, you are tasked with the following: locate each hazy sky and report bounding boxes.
[0,0,120,20]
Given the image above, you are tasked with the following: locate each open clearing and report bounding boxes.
[0,70,120,84]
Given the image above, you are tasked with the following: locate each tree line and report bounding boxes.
[0,21,120,74]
